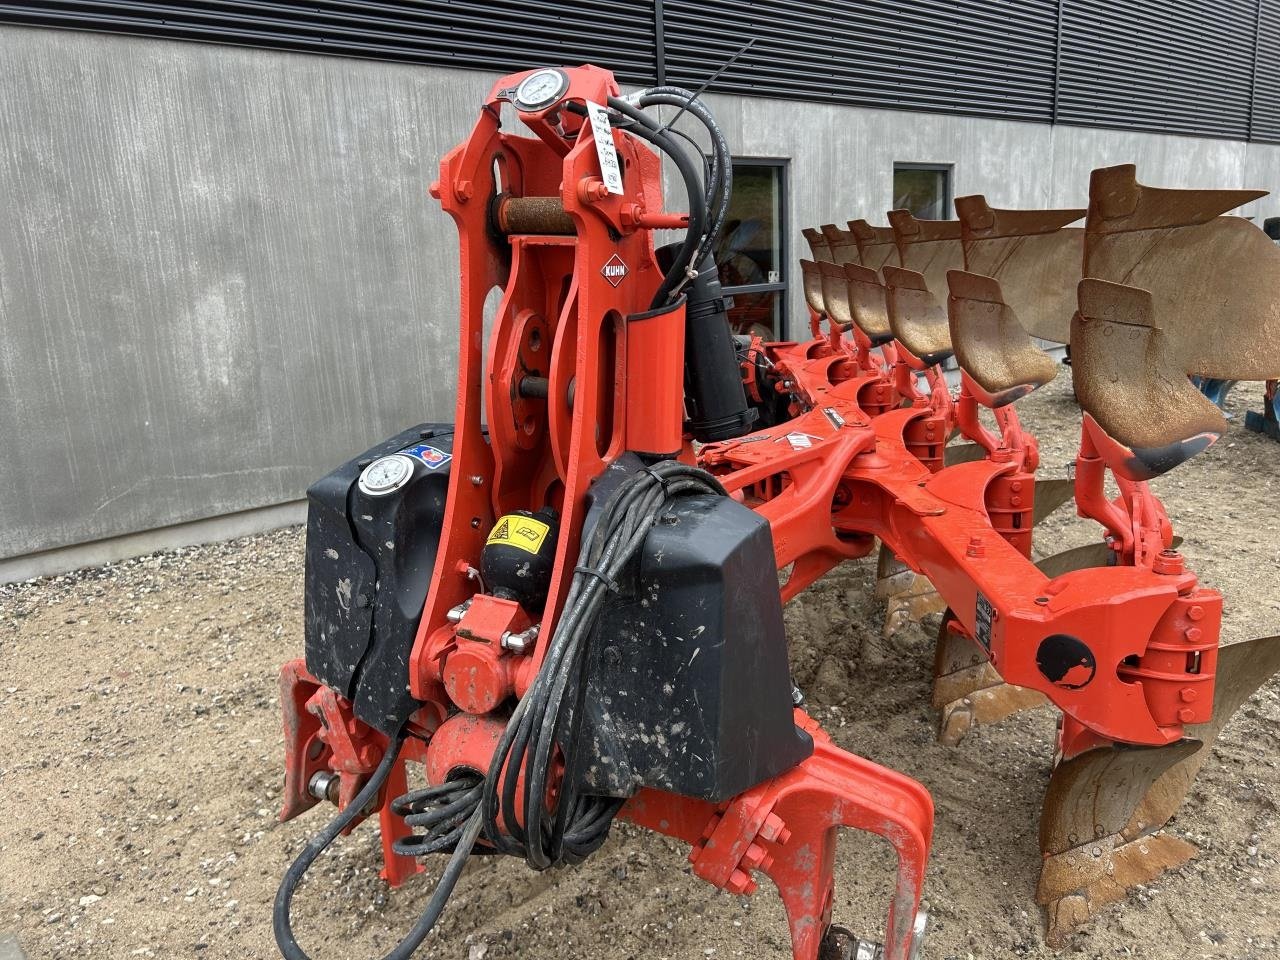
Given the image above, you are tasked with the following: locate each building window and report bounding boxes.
[716,159,788,340]
[893,163,953,220]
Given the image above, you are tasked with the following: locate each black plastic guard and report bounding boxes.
[578,474,812,802]
[304,423,454,734]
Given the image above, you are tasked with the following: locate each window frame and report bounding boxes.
[718,156,790,339]
[892,161,955,221]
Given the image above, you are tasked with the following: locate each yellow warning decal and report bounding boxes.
[486,515,550,555]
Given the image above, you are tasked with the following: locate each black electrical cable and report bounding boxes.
[391,776,488,857]
[481,460,727,870]
[665,124,713,192]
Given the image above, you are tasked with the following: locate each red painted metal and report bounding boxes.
[278,64,1228,960]
[623,710,932,960]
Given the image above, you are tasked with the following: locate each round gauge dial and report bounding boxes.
[514,68,568,112]
[357,454,415,497]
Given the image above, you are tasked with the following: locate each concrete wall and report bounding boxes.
[0,27,485,568]
[5,24,1280,578]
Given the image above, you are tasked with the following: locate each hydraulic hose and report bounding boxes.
[631,87,734,269]
[606,95,708,309]
[273,733,488,960]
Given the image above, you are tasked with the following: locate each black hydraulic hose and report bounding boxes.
[273,732,485,960]
[665,125,713,195]
[634,92,724,217]
[632,88,734,268]
[607,95,708,309]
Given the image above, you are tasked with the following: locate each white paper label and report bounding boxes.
[585,100,624,196]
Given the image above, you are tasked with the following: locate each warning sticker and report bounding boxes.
[782,432,818,450]
[486,515,551,555]
[822,407,847,430]
[399,443,452,470]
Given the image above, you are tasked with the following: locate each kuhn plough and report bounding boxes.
[274,65,1280,959]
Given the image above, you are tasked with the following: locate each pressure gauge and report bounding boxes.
[357,454,415,497]
[513,68,569,112]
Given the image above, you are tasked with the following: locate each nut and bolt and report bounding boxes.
[758,812,791,845]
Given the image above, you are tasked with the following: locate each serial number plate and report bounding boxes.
[975,593,994,652]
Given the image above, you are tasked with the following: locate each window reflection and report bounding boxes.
[716,161,788,339]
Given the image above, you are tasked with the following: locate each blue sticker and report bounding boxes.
[399,443,452,470]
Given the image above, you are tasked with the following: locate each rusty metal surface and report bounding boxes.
[955,195,1084,344]
[1072,279,1227,452]
[932,615,1046,746]
[843,262,893,343]
[1038,739,1202,877]
[1036,537,1182,578]
[1127,635,1280,844]
[1085,164,1280,380]
[820,223,861,264]
[1032,478,1076,526]
[1038,634,1280,944]
[799,258,828,316]
[817,259,854,327]
[946,271,1058,402]
[883,265,953,363]
[1041,832,1198,946]
[944,441,986,466]
[802,226,832,262]
[875,546,946,638]
[495,194,575,235]
[848,219,898,272]
[1035,543,1112,577]
[888,209,965,296]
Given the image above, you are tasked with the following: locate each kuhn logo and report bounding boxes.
[601,254,628,287]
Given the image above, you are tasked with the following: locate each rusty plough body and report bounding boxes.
[272,64,1279,960]
[803,164,1280,943]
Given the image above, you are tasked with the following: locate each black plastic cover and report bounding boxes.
[577,476,811,802]
[304,423,454,735]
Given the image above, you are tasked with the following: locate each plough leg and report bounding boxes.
[625,712,933,960]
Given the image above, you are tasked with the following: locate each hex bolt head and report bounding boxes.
[725,869,757,896]
[758,812,791,845]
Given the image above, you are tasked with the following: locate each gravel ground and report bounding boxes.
[1,372,1279,960]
